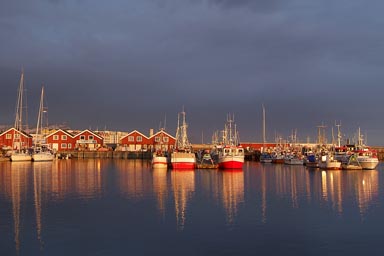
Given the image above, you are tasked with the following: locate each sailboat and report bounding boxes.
[32,86,54,162]
[217,114,244,169]
[169,109,196,169]
[11,70,32,162]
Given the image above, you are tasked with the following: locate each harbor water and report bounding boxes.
[1,159,384,256]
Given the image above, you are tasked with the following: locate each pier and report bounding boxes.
[58,150,152,159]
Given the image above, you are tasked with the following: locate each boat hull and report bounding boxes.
[170,152,196,170]
[11,153,32,162]
[358,158,379,169]
[218,155,244,169]
[218,160,243,169]
[152,156,168,168]
[32,152,54,162]
[318,161,341,170]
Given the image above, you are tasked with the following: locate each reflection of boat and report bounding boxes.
[220,169,244,225]
[217,115,244,169]
[171,170,195,230]
[170,109,196,169]
[32,86,54,162]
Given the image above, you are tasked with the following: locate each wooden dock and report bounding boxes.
[58,151,152,159]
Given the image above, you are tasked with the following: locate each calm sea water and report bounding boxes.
[0,159,383,256]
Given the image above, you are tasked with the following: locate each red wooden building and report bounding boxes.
[149,130,176,152]
[46,129,75,151]
[0,128,33,149]
[120,130,151,151]
[73,129,104,151]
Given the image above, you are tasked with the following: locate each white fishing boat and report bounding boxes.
[217,114,244,169]
[318,154,341,170]
[352,128,379,170]
[354,147,379,170]
[32,86,54,162]
[170,109,196,170]
[11,70,32,162]
[152,150,168,168]
[284,154,304,165]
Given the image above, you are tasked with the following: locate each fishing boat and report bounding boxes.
[352,128,379,170]
[318,153,341,170]
[305,154,319,168]
[152,150,168,168]
[32,86,54,162]
[284,153,304,165]
[170,109,196,169]
[341,153,362,170]
[217,114,244,169]
[353,147,378,170]
[10,70,32,162]
[196,149,218,169]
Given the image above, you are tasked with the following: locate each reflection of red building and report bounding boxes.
[0,128,33,149]
[46,129,75,151]
[73,129,104,151]
[120,130,151,151]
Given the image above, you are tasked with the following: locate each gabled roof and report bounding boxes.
[150,130,176,140]
[0,127,33,138]
[46,129,75,138]
[72,129,103,140]
[120,130,149,140]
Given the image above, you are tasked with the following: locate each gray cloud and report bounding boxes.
[1,0,384,144]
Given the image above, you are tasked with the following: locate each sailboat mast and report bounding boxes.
[14,71,24,130]
[35,86,45,145]
[262,104,266,146]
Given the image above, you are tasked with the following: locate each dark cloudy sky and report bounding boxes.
[1,0,384,145]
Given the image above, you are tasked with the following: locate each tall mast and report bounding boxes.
[335,121,342,147]
[14,70,24,131]
[262,104,266,147]
[35,85,45,145]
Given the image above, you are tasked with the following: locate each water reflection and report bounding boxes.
[253,163,380,220]
[49,159,104,200]
[218,170,244,226]
[171,170,195,231]
[152,168,168,218]
[115,159,152,200]
[33,162,54,251]
[8,162,30,255]
[318,170,379,217]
